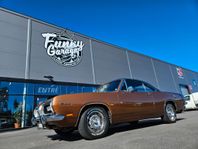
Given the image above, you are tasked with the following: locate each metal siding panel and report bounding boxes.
[30,21,94,84]
[0,10,27,78]
[92,41,131,84]
[153,60,177,92]
[128,52,158,89]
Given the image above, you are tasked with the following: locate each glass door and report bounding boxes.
[179,85,190,96]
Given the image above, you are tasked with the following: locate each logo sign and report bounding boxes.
[176,67,184,79]
[42,32,84,67]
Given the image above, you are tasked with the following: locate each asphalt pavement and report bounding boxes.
[0,110,198,149]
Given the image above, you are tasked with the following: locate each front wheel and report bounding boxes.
[78,107,109,140]
[162,103,177,123]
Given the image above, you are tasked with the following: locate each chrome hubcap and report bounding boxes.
[166,104,176,121]
[87,110,105,136]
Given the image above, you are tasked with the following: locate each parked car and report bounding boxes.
[184,92,198,110]
[32,79,184,139]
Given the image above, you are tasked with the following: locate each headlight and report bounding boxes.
[33,109,39,118]
[45,99,54,113]
[38,104,43,111]
[49,100,54,113]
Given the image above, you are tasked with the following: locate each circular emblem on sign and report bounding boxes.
[42,32,84,67]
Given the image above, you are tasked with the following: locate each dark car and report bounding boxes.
[33,79,184,139]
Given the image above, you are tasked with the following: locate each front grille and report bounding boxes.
[43,104,52,114]
[43,99,53,114]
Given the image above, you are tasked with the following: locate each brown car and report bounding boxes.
[33,79,184,139]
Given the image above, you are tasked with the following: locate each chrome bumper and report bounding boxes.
[32,113,65,128]
[43,114,65,122]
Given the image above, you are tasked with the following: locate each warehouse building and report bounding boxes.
[0,8,197,129]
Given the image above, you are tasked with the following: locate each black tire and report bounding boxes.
[54,128,74,136]
[130,121,138,125]
[78,107,109,140]
[162,103,177,123]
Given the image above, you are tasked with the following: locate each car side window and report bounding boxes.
[134,85,145,92]
[126,79,144,92]
[125,79,156,93]
[121,81,127,91]
[143,83,156,92]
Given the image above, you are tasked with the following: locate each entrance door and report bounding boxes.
[179,85,190,96]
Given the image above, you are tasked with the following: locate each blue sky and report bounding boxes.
[0,0,198,72]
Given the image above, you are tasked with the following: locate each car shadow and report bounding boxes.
[47,118,185,142]
[184,109,198,112]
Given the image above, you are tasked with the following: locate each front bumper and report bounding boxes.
[32,110,65,128]
[40,114,65,124]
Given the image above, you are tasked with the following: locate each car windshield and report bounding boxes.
[96,80,121,92]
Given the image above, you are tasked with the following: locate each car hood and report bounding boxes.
[53,92,118,104]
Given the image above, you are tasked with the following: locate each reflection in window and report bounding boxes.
[67,86,78,94]
[0,80,96,129]
[25,96,34,127]
[0,95,23,129]
[97,80,121,92]
[81,86,95,93]
[0,82,25,95]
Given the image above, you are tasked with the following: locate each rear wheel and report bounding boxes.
[162,103,177,123]
[78,107,109,140]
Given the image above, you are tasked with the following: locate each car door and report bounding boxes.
[118,79,157,121]
[141,82,163,118]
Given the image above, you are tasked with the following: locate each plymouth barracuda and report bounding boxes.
[32,79,184,139]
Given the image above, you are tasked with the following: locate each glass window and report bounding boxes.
[121,81,127,91]
[133,85,145,92]
[67,86,78,94]
[81,86,95,93]
[26,83,34,95]
[0,82,25,95]
[25,96,34,127]
[126,79,144,92]
[0,95,23,129]
[97,80,121,92]
[126,79,157,93]
[142,83,156,92]
[60,85,67,95]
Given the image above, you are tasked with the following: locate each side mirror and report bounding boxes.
[127,86,134,92]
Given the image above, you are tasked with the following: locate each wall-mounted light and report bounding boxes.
[44,75,54,82]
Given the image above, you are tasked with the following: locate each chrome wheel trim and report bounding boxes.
[87,110,105,136]
[166,104,176,121]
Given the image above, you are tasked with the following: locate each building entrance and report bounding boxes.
[179,84,191,96]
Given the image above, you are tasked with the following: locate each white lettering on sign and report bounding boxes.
[42,32,84,67]
[38,87,58,94]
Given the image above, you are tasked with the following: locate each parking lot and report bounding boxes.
[0,110,198,149]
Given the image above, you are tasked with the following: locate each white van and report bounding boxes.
[184,92,198,110]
